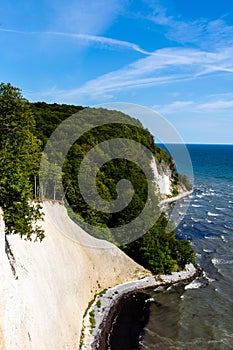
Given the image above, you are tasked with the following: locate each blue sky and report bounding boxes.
[0,0,233,143]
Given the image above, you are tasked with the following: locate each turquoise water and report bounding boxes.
[141,144,233,349]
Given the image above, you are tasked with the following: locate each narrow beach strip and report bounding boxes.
[80,263,200,349]
[159,190,193,207]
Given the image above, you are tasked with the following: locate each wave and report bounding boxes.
[185,279,204,290]
[192,204,203,208]
[191,217,203,223]
[212,258,233,266]
[153,286,165,292]
[202,271,216,283]
[208,212,220,217]
[203,248,214,253]
[145,298,155,304]
[221,235,228,243]
[204,235,219,240]
[224,224,233,231]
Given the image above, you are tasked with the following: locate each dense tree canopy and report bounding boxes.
[31,103,195,273]
[0,83,44,240]
[0,83,195,273]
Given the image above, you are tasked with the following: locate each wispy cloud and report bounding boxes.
[46,32,152,55]
[31,46,233,103]
[8,1,232,106]
[146,2,233,48]
[153,101,195,115]
[196,99,233,111]
[48,0,124,34]
[154,97,233,115]
[0,28,151,55]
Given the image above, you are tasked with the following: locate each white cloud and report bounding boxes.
[154,98,233,116]
[146,2,233,48]
[48,0,124,34]
[196,100,233,112]
[0,28,151,55]
[9,1,231,106]
[45,31,152,54]
[35,46,233,102]
[153,101,194,115]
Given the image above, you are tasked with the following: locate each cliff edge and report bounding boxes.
[0,202,150,350]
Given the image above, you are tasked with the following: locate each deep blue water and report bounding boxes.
[187,144,233,182]
[141,144,233,349]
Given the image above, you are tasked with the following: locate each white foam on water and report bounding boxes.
[212,258,233,266]
[208,212,220,217]
[202,271,215,283]
[204,235,218,240]
[221,235,228,243]
[215,207,225,211]
[224,224,233,231]
[153,286,165,292]
[212,258,221,266]
[185,279,203,290]
[145,298,155,304]
[203,248,213,253]
[191,217,202,223]
[192,204,203,208]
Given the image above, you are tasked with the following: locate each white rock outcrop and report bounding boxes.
[0,202,149,350]
[151,156,172,196]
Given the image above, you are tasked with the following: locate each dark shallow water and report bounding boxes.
[111,144,233,350]
[109,292,151,350]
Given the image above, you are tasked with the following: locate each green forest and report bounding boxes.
[0,83,195,274]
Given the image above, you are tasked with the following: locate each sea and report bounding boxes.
[140,145,233,350]
[110,144,233,350]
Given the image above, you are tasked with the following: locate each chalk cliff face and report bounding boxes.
[0,202,149,350]
[151,156,173,196]
[0,154,180,349]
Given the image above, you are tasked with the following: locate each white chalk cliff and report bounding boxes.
[151,156,172,196]
[0,202,149,350]
[0,155,181,349]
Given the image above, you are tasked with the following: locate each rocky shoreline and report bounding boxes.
[159,190,193,208]
[80,263,201,349]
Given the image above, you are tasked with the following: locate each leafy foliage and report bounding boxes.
[30,101,84,148]
[0,83,44,240]
[30,103,194,272]
[122,214,195,274]
[62,122,156,236]
[0,84,195,271]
